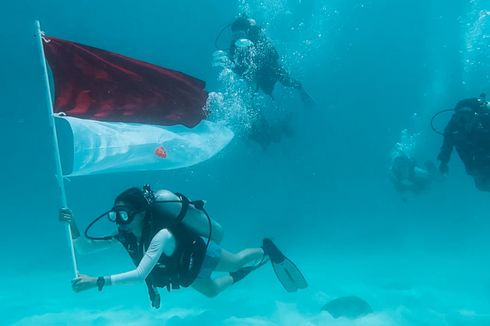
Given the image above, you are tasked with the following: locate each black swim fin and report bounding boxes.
[299,89,315,108]
[262,238,308,292]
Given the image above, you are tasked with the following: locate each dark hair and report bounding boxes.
[231,16,253,32]
[114,187,149,212]
[455,98,483,111]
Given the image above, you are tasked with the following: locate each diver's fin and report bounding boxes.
[299,89,315,109]
[263,238,308,292]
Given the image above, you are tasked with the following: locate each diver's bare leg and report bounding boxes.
[191,275,234,298]
[191,248,266,297]
[215,248,264,272]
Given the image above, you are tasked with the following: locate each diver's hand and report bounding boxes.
[439,162,449,176]
[59,207,74,224]
[72,274,97,292]
[59,208,81,239]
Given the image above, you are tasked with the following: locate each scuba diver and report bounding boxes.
[390,153,436,194]
[435,96,490,192]
[59,185,307,308]
[213,14,314,149]
[437,96,490,189]
[390,128,436,197]
[222,15,314,106]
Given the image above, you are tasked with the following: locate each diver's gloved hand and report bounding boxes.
[439,161,449,176]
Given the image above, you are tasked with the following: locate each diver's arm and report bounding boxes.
[436,120,456,175]
[275,65,314,107]
[59,208,116,254]
[437,123,455,164]
[73,236,117,254]
[276,66,302,90]
[109,229,176,286]
[437,139,452,176]
[71,229,175,304]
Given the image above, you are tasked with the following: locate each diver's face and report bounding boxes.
[117,212,145,233]
[114,201,145,231]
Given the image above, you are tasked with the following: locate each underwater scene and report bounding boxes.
[1,0,490,325]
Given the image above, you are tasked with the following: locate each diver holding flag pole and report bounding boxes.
[59,185,308,308]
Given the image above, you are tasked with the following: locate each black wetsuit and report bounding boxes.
[438,108,490,190]
[116,213,206,305]
[229,26,302,96]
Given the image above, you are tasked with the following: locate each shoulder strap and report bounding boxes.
[173,192,190,223]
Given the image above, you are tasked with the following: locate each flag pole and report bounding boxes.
[34,20,79,278]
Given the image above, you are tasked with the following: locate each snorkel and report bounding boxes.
[430,93,487,135]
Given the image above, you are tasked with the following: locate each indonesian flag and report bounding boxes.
[43,36,233,176]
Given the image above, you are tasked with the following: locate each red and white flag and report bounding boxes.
[43,37,232,176]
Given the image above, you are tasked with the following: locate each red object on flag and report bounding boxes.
[154,146,167,158]
[43,37,208,127]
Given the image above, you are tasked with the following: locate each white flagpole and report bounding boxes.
[34,20,79,278]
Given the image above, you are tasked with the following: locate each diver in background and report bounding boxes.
[437,96,490,191]
[213,14,314,149]
[390,153,435,194]
[228,15,314,107]
[60,185,307,308]
[389,128,436,198]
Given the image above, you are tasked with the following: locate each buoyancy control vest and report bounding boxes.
[84,187,222,299]
[115,190,216,291]
[117,221,206,291]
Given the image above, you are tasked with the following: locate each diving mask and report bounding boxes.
[108,205,140,225]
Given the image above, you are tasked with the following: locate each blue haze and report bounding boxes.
[1,0,490,325]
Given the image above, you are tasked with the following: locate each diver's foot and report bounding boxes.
[262,238,286,264]
[230,257,269,284]
[230,266,255,283]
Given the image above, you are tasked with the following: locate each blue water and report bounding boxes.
[1,0,490,325]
